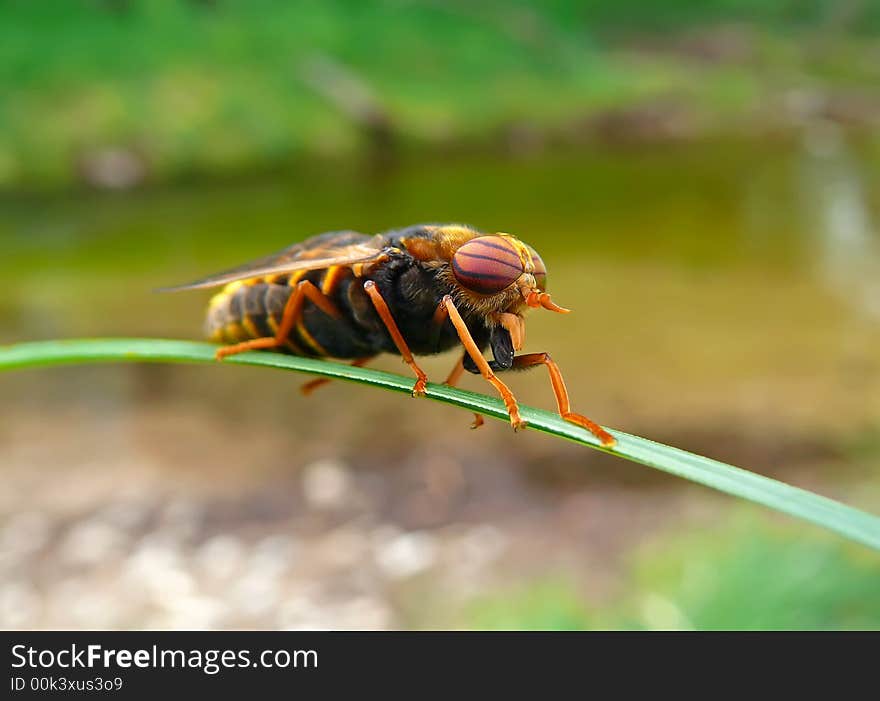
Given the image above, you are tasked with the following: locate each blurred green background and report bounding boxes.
[1,0,879,630]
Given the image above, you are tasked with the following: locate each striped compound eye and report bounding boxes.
[527,246,547,291]
[451,236,524,295]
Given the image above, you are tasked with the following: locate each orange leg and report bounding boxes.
[215,280,341,361]
[442,295,526,431]
[363,280,428,396]
[300,356,374,395]
[443,354,484,429]
[510,353,616,447]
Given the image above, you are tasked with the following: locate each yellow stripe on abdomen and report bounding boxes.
[205,274,333,357]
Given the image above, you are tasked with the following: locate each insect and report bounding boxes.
[165,223,615,446]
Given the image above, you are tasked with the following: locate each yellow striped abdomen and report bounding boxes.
[205,276,306,349]
[204,268,370,358]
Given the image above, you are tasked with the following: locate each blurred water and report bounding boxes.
[1,138,875,314]
[799,123,880,320]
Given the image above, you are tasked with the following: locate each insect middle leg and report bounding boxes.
[363,280,428,396]
[215,280,342,360]
[499,352,616,447]
[433,303,483,427]
[442,295,526,430]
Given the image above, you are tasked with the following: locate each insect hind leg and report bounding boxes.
[215,280,342,361]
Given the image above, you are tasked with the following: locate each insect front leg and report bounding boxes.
[215,280,342,361]
[473,352,616,447]
[442,295,526,431]
[363,280,429,396]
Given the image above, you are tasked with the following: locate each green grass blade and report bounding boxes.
[1,337,879,551]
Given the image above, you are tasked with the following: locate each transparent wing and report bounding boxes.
[158,233,386,291]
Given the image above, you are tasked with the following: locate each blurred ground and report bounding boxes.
[2,399,877,630]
